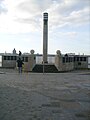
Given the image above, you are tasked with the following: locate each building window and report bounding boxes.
[77,57,79,61]
[7,56,10,60]
[62,57,65,63]
[4,56,6,60]
[25,57,28,62]
[68,57,70,62]
[83,57,86,61]
[69,57,72,62]
[80,57,83,61]
[66,57,68,62]
[11,56,13,60]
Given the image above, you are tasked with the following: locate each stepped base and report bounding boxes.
[32,64,58,73]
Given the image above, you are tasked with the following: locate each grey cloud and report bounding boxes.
[16,0,54,29]
[54,0,90,16]
[66,8,90,25]
[16,15,41,31]
[0,0,7,14]
[16,0,90,30]
[18,0,53,14]
[49,6,90,30]
[17,17,40,25]
[49,0,90,28]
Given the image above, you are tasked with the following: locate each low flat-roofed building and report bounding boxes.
[0,51,89,72]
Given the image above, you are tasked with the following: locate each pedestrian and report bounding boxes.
[17,58,24,73]
[19,51,22,56]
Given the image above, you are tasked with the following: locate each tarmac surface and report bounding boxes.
[0,69,90,120]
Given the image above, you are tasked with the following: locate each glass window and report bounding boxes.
[4,56,6,60]
[11,56,13,60]
[77,57,79,61]
[66,57,68,62]
[25,57,28,62]
[83,57,86,61]
[62,57,65,63]
[74,57,76,62]
[80,57,83,61]
[7,56,10,60]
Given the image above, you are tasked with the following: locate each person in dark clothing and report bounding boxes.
[19,51,22,56]
[17,58,24,73]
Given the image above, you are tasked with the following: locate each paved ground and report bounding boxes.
[0,69,90,120]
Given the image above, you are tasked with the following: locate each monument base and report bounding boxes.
[32,64,58,73]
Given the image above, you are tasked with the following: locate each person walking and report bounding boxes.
[17,58,24,73]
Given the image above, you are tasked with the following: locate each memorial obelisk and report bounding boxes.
[43,12,48,63]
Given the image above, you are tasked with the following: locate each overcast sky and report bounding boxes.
[0,0,90,55]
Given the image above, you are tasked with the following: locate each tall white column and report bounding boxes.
[43,12,48,63]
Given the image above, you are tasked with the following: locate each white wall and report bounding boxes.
[88,57,90,68]
[0,56,2,67]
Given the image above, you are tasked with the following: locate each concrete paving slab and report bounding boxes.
[0,69,90,120]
